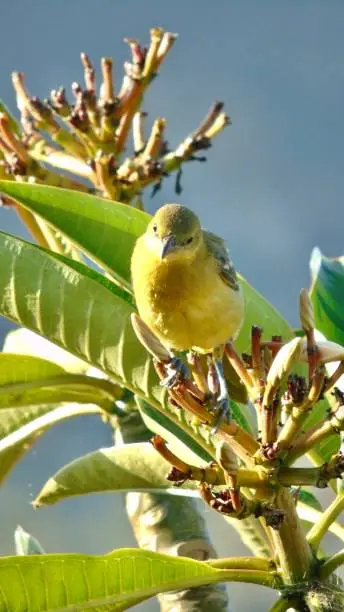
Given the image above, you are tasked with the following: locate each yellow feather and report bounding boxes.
[131,204,244,354]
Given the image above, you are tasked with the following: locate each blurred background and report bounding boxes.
[1,1,344,609]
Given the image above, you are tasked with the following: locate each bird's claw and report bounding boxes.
[160,357,190,389]
[211,396,231,434]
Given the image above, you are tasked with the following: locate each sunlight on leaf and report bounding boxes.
[0,181,149,290]
[0,404,100,484]
[0,548,278,611]
[34,442,198,507]
[3,328,88,373]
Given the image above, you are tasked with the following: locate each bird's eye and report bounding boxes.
[152,223,158,233]
[185,237,193,245]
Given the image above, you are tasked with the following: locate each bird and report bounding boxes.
[131,203,245,429]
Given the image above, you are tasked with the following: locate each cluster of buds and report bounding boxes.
[0,28,229,209]
[131,288,344,529]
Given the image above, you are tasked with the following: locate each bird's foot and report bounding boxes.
[209,354,231,433]
[211,394,231,434]
[160,356,190,389]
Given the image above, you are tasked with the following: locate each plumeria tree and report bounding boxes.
[0,27,343,612]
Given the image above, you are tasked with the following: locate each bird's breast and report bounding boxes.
[132,244,244,352]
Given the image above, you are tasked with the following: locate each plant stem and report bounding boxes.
[297,502,344,544]
[306,449,338,493]
[216,569,281,588]
[308,494,344,552]
[34,217,66,255]
[208,557,276,572]
[270,488,313,583]
[286,421,334,464]
[15,206,51,248]
[168,384,258,465]
[305,584,344,612]
[319,548,344,579]
[269,596,300,611]
[168,464,341,489]
[30,147,93,178]
[117,409,230,612]
[220,420,260,463]
[224,342,255,393]
[277,466,339,488]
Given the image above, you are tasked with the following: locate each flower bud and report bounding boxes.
[216,440,238,473]
[131,313,170,363]
[300,338,344,364]
[299,288,314,332]
[264,337,303,405]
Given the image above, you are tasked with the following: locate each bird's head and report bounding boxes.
[145,203,203,261]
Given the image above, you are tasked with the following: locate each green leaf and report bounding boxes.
[0,405,53,485]
[0,231,163,407]
[0,354,116,411]
[34,442,198,507]
[38,245,135,307]
[0,353,65,394]
[0,404,101,485]
[0,181,299,349]
[293,488,322,512]
[308,248,344,460]
[0,181,149,289]
[236,276,294,352]
[137,398,214,465]
[223,515,272,560]
[0,432,43,486]
[14,525,45,555]
[34,438,277,563]
[302,397,340,462]
[0,232,220,464]
[310,247,344,346]
[0,549,278,611]
[0,186,299,465]
[3,328,88,374]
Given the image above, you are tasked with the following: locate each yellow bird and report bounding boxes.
[131,203,244,427]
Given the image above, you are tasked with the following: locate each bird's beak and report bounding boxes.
[161,234,177,259]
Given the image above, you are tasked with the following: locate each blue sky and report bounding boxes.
[0,2,343,609]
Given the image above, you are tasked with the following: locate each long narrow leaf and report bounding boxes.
[34,439,275,560]
[0,405,55,484]
[0,231,162,406]
[0,404,101,484]
[0,233,225,468]
[0,181,149,289]
[34,442,198,507]
[0,354,116,411]
[0,548,279,612]
[3,328,88,373]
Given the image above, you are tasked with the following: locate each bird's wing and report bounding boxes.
[204,230,240,291]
